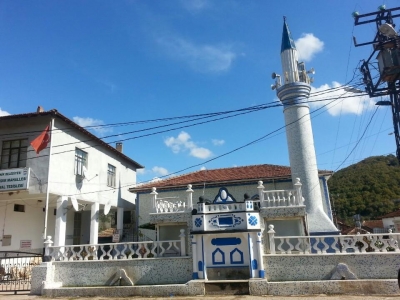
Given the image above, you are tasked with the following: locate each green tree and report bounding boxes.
[328,155,400,223]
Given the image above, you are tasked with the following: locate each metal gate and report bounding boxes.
[0,251,42,294]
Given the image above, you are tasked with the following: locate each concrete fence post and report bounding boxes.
[257,181,265,208]
[294,178,302,205]
[268,225,276,254]
[43,236,53,262]
[150,187,158,213]
[186,184,194,210]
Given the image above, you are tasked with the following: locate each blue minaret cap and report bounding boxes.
[281,16,296,53]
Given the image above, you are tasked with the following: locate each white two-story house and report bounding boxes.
[0,107,143,253]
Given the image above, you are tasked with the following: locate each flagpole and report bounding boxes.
[43,118,54,241]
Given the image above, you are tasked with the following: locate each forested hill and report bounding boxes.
[327,155,400,222]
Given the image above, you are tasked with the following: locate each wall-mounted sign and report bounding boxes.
[0,168,30,192]
[112,234,120,243]
[2,235,11,246]
[20,240,32,249]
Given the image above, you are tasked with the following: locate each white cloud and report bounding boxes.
[164,131,213,159]
[181,0,210,12]
[309,82,375,116]
[136,167,169,180]
[73,116,112,136]
[212,139,225,146]
[157,37,236,73]
[165,131,191,153]
[152,166,169,176]
[136,168,146,175]
[200,166,207,170]
[295,33,324,62]
[0,108,10,116]
[190,147,212,159]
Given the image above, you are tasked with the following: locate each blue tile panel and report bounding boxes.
[230,248,244,264]
[212,248,225,265]
[211,237,242,246]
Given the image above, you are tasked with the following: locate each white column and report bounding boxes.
[54,196,68,247]
[90,202,99,245]
[256,232,265,278]
[117,207,124,235]
[248,233,255,278]
[202,236,207,280]
[191,234,198,279]
[179,229,186,256]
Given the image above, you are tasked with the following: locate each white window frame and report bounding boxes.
[107,164,116,187]
[74,148,88,176]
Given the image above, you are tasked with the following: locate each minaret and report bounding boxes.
[274,18,338,234]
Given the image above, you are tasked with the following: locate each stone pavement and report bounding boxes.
[1,293,400,300]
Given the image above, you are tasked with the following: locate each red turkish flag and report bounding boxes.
[31,125,51,154]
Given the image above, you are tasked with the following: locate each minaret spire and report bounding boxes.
[279,17,300,85]
[275,18,338,234]
[281,17,296,53]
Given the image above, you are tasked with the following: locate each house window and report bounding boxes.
[0,139,28,169]
[74,148,87,176]
[107,164,116,187]
[14,204,25,212]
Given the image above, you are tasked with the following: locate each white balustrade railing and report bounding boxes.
[262,189,300,207]
[155,197,186,213]
[151,185,193,213]
[267,225,400,255]
[258,178,304,208]
[44,230,187,262]
[150,179,304,215]
[197,200,254,214]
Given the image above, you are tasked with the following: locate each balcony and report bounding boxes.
[148,179,306,224]
[257,178,306,219]
[149,186,193,224]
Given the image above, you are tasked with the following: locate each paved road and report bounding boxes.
[1,293,400,300]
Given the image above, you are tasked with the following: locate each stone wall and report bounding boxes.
[263,253,400,281]
[31,257,192,294]
[32,253,400,296]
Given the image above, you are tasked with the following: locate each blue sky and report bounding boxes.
[0,0,398,184]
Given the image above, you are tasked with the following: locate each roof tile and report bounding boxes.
[381,209,400,219]
[132,164,332,192]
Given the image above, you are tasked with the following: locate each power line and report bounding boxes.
[5,86,367,164]
[3,80,383,199]
[334,106,380,172]
[3,75,377,200]
[62,82,357,197]
[0,80,363,140]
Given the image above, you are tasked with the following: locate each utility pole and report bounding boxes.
[353,6,400,160]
